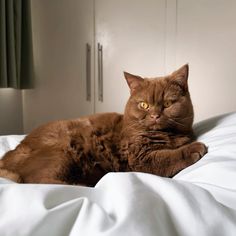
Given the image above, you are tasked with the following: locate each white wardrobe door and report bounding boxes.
[23,0,94,132]
[175,0,236,122]
[94,0,166,114]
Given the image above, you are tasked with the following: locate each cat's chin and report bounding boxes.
[147,124,164,132]
[145,119,165,131]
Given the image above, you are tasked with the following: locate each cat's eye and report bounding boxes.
[139,102,149,110]
[164,100,173,108]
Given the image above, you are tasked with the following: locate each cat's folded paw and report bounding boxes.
[184,141,208,163]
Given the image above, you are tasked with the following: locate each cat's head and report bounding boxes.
[123,64,194,133]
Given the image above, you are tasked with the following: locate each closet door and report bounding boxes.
[94,0,166,114]
[23,0,94,132]
[174,0,236,122]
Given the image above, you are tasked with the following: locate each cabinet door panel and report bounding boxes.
[95,0,166,113]
[175,0,236,121]
[23,0,94,132]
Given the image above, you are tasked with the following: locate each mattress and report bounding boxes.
[0,112,236,236]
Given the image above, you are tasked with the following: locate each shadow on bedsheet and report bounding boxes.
[193,112,235,137]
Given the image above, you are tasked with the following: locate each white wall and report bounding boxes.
[0,90,23,135]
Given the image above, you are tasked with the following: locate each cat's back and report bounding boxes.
[82,112,123,134]
[22,112,123,148]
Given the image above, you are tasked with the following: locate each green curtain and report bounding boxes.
[0,0,33,89]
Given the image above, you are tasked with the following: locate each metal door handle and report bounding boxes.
[98,43,103,102]
[86,43,91,101]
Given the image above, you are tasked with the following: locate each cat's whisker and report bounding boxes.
[121,121,146,136]
[174,115,193,121]
[167,118,186,128]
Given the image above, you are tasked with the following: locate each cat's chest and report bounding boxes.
[128,133,172,149]
[121,132,190,156]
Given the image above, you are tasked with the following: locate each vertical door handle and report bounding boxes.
[86,43,91,101]
[98,43,103,102]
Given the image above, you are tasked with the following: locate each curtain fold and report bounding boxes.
[0,0,33,89]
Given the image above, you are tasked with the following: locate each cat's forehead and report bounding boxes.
[135,76,181,101]
[144,76,169,91]
[145,76,167,84]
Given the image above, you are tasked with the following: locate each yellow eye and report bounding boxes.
[139,102,149,110]
[164,100,173,108]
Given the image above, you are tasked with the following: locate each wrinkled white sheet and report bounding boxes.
[0,112,236,236]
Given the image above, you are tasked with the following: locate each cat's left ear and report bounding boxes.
[171,64,189,91]
[124,72,144,94]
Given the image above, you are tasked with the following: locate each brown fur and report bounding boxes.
[0,65,207,186]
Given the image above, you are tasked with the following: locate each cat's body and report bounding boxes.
[0,65,207,186]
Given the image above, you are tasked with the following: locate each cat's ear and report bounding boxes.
[124,72,144,94]
[171,64,189,91]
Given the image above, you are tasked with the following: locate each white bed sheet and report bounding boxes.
[0,112,236,236]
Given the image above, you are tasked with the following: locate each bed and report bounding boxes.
[0,112,236,236]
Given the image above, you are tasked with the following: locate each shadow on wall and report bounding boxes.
[0,89,23,135]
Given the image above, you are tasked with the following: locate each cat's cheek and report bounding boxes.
[130,107,146,121]
[136,110,147,121]
[164,103,182,118]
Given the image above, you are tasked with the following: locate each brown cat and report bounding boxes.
[0,65,207,186]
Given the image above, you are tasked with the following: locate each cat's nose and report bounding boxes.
[150,114,160,120]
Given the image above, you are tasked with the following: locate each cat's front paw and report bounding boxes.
[184,141,208,163]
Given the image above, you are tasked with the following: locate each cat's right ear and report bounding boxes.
[124,72,144,94]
